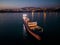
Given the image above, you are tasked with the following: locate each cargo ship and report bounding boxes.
[23,14,43,40]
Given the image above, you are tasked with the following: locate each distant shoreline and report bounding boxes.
[0,7,60,13]
[0,11,60,13]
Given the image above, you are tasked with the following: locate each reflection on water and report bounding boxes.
[55,12,57,16]
[23,24,27,39]
[38,12,40,18]
[44,12,46,24]
[32,11,34,21]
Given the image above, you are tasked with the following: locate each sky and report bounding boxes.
[0,0,60,9]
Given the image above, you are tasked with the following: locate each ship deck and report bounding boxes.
[23,20,43,41]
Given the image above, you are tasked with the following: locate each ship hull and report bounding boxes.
[23,14,43,40]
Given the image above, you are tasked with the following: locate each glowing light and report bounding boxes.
[23,14,27,20]
[23,14,27,17]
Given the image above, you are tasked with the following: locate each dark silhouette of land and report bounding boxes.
[0,7,60,13]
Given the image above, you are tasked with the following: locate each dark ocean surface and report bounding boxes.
[0,12,60,45]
